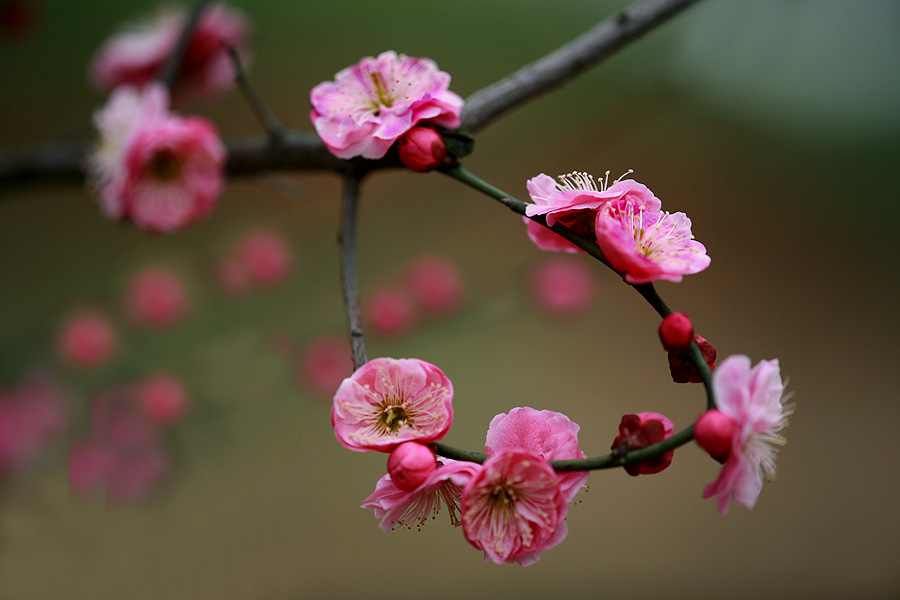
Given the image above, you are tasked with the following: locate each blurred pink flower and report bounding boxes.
[362,458,481,532]
[404,254,465,317]
[610,412,675,476]
[137,373,188,425]
[595,197,710,284]
[703,355,791,515]
[236,229,292,287]
[215,254,252,296]
[461,450,568,566]
[364,286,416,338]
[298,335,353,397]
[126,266,189,328]
[332,357,454,452]
[57,310,117,368]
[387,441,437,491]
[485,406,589,503]
[523,171,659,254]
[89,3,251,102]
[310,50,463,159]
[527,257,596,316]
[89,83,225,232]
[0,376,67,479]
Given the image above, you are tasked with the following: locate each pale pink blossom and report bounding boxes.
[702,355,791,514]
[57,310,117,368]
[404,255,465,317]
[89,83,225,232]
[595,196,710,284]
[126,266,189,327]
[298,335,353,397]
[610,412,675,476]
[332,357,454,452]
[362,458,481,532]
[387,441,437,491]
[523,170,660,254]
[461,450,568,566]
[89,3,251,102]
[310,50,463,159]
[485,407,589,503]
[527,257,596,316]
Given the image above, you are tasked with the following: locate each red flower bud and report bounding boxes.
[667,333,716,383]
[611,412,675,476]
[694,409,735,463]
[659,312,694,351]
[397,127,446,172]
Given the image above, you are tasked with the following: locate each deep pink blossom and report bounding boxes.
[126,266,189,327]
[461,450,568,566]
[362,458,481,532]
[89,3,251,102]
[610,412,675,476]
[332,357,454,452]
[485,407,589,503]
[386,441,438,491]
[527,257,596,316]
[595,196,710,284]
[310,50,463,159]
[57,310,117,368]
[702,355,791,514]
[404,255,465,317]
[523,171,659,254]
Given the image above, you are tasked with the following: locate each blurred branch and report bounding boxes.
[0,0,700,188]
[158,0,214,89]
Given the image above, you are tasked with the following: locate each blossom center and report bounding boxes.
[147,149,182,181]
[377,399,410,433]
[369,72,394,110]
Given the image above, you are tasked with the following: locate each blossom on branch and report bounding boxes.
[331,357,454,452]
[89,3,251,102]
[702,355,791,515]
[310,51,463,159]
[610,411,675,476]
[88,83,225,233]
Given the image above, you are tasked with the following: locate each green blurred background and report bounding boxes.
[1,0,899,598]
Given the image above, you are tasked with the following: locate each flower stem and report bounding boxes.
[338,172,368,369]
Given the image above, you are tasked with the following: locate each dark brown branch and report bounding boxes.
[158,0,214,88]
[338,172,368,370]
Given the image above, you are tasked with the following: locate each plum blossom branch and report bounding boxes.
[224,44,287,141]
[338,171,368,370]
[157,0,215,89]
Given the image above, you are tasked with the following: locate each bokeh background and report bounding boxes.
[1,0,899,598]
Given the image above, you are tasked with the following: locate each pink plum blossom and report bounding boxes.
[89,83,225,233]
[485,407,589,503]
[0,376,67,480]
[310,50,463,159]
[362,458,482,531]
[527,257,596,316]
[523,170,660,254]
[595,196,710,284]
[126,266,189,327]
[89,3,251,102]
[702,355,791,514]
[461,450,568,566]
[57,310,117,368]
[610,412,675,476]
[298,335,354,397]
[236,229,292,287]
[332,357,454,452]
[404,255,465,317]
[386,441,438,491]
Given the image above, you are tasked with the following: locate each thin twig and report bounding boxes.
[338,171,368,369]
[224,44,287,141]
[158,0,214,89]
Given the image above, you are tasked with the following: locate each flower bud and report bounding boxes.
[387,441,437,490]
[694,409,735,463]
[659,312,694,351]
[611,412,675,476]
[397,127,446,172]
[667,333,716,383]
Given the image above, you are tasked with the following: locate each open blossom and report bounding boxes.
[485,407,589,503]
[89,3,251,102]
[523,170,660,253]
[461,450,568,566]
[331,357,454,452]
[89,83,225,233]
[310,50,463,159]
[362,458,481,531]
[702,355,791,515]
[595,196,710,284]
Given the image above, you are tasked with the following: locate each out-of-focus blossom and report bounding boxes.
[523,170,658,254]
[298,335,353,397]
[404,255,465,317]
[667,333,717,383]
[137,373,188,425]
[485,406,589,503]
[89,3,251,102]
[461,450,568,566]
[88,83,225,233]
[0,376,67,479]
[527,257,596,316]
[332,357,454,452]
[702,355,791,515]
[236,229,292,287]
[310,50,462,159]
[362,458,481,532]
[126,266,189,328]
[386,441,437,491]
[610,412,675,476]
[364,286,416,338]
[57,310,117,368]
[397,126,446,172]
